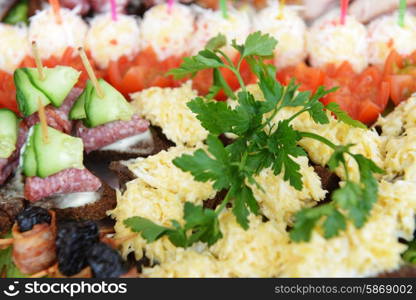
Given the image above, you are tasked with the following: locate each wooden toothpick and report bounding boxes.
[78,47,104,98]
[31,41,45,81]
[38,97,49,144]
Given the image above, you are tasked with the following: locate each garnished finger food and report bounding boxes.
[367,11,416,67]
[253,3,306,68]
[307,10,369,73]
[85,13,141,69]
[28,6,88,60]
[0,23,30,74]
[140,3,194,61]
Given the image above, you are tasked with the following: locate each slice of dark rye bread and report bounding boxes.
[85,126,175,162]
[0,173,25,235]
[0,174,117,234]
[34,182,116,221]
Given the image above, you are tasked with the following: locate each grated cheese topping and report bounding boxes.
[29,7,88,59]
[85,13,141,69]
[367,12,416,66]
[375,96,416,181]
[306,10,368,73]
[0,24,30,73]
[375,95,416,138]
[209,211,289,278]
[130,82,208,147]
[281,179,416,277]
[140,3,195,61]
[383,128,416,182]
[142,250,228,278]
[109,146,215,263]
[250,158,326,226]
[253,4,306,68]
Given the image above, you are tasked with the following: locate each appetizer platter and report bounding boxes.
[0,0,415,278]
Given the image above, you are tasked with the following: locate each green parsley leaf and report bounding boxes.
[403,240,416,264]
[206,68,235,100]
[268,120,306,190]
[123,217,169,242]
[308,101,330,125]
[124,203,223,248]
[232,185,259,229]
[240,31,278,58]
[258,71,283,114]
[167,50,224,79]
[206,34,227,51]
[232,91,264,135]
[187,97,236,135]
[173,135,234,190]
[322,208,346,238]
[325,102,367,129]
[290,204,346,242]
[184,202,223,246]
[327,144,353,171]
[289,207,323,242]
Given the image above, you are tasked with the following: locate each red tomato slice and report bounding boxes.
[357,100,382,124]
[383,50,403,78]
[0,70,17,113]
[105,48,186,97]
[277,63,324,93]
[120,66,146,95]
[389,74,415,105]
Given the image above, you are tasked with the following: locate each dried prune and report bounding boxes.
[56,220,99,276]
[87,242,126,278]
[16,206,51,232]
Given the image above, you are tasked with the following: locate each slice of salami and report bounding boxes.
[24,168,102,202]
[75,115,150,153]
[25,88,83,134]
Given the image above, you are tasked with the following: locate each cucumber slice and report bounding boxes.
[32,124,84,178]
[85,79,133,128]
[0,109,19,158]
[24,66,80,107]
[69,83,90,120]
[22,133,37,177]
[14,69,50,117]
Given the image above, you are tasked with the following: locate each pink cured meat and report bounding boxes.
[75,115,150,153]
[0,123,28,185]
[24,168,102,202]
[25,88,83,133]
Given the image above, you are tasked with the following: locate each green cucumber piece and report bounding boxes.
[24,66,80,107]
[3,0,29,25]
[85,79,133,127]
[22,132,37,177]
[32,124,84,178]
[0,109,19,158]
[14,69,50,117]
[69,83,90,120]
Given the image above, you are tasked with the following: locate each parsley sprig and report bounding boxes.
[403,239,416,264]
[124,32,383,247]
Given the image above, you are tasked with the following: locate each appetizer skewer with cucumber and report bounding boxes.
[14,42,82,133]
[70,48,162,161]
